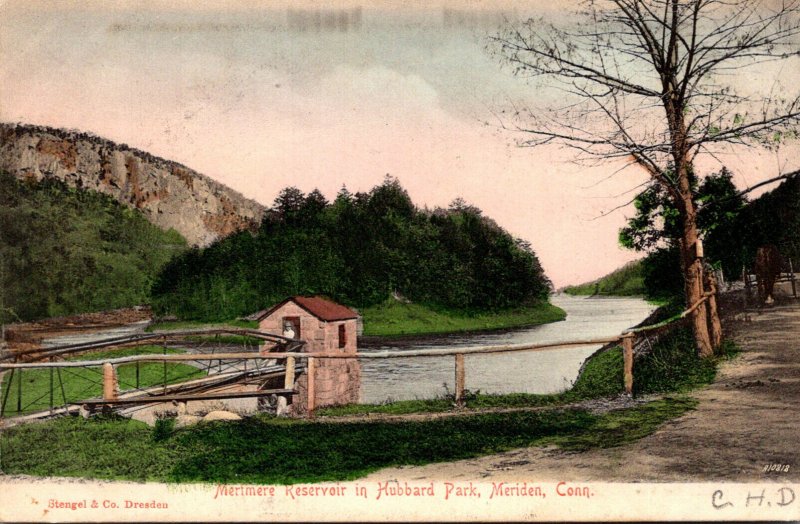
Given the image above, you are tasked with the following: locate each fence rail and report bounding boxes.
[1,294,717,419]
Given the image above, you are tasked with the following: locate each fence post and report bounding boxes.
[705,271,723,350]
[56,367,68,410]
[0,367,14,418]
[49,357,55,414]
[622,333,635,396]
[275,356,296,416]
[16,366,22,413]
[284,356,296,389]
[743,265,751,309]
[454,353,465,406]
[103,363,118,402]
[307,357,316,418]
[162,339,167,394]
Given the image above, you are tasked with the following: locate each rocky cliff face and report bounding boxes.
[0,123,265,246]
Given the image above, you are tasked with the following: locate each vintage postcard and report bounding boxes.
[1,0,799,521]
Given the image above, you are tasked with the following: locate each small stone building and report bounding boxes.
[256,296,361,414]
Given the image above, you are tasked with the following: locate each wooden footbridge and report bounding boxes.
[0,328,306,422]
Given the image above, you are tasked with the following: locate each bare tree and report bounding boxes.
[491,0,800,356]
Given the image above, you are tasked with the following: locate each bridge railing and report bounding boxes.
[0,329,306,419]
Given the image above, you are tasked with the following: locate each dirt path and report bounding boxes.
[364,300,800,483]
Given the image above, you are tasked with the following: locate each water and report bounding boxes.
[358,294,656,403]
[36,295,655,404]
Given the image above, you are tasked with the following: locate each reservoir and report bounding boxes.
[36,294,655,406]
[358,294,655,403]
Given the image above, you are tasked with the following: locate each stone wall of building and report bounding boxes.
[258,302,361,415]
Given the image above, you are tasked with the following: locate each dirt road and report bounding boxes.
[364,300,800,483]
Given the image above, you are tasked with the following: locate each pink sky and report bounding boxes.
[1,1,798,288]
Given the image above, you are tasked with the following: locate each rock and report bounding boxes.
[202,410,242,422]
[0,123,265,246]
[175,414,203,428]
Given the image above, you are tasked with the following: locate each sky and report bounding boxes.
[1,0,798,288]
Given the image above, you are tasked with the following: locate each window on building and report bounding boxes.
[338,324,346,349]
[283,317,301,339]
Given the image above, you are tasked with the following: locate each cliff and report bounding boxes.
[0,123,265,246]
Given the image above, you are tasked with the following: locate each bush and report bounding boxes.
[152,415,177,442]
[633,327,717,394]
[570,347,624,398]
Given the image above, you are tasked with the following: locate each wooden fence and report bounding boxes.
[0,295,714,420]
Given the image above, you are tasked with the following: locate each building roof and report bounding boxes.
[256,296,359,322]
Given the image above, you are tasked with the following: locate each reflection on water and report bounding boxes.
[359,294,655,403]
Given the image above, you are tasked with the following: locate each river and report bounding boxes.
[36,294,655,404]
[358,294,655,403]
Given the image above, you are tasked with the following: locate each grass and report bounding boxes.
[147,302,566,339]
[0,310,739,484]
[0,397,696,484]
[0,346,206,416]
[145,319,258,332]
[183,334,264,346]
[563,260,645,297]
[360,300,566,337]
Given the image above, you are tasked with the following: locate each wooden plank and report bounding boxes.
[622,334,634,396]
[81,388,294,405]
[454,353,465,406]
[307,357,316,417]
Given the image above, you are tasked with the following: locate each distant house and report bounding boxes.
[255,296,358,352]
[255,296,361,413]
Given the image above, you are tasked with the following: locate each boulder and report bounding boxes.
[202,410,242,422]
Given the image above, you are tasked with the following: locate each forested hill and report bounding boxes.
[563,260,645,297]
[0,172,187,322]
[151,178,553,321]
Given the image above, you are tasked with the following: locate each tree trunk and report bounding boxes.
[679,190,714,358]
[668,78,717,357]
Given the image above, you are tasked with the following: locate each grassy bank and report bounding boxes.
[0,346,205,416]
[145,302,566,339]
[0,397,695,484]
[360,300,566,337]
[563,260,644,297]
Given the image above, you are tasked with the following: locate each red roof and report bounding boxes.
[257,296,358,322]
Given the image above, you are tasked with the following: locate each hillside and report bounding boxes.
[563,260,645,297]
[0,123,265,246]
[0,172,187,322]
[152,179,555,321]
